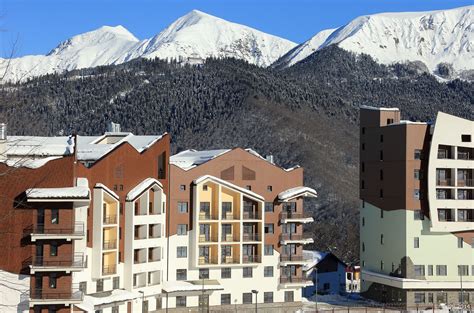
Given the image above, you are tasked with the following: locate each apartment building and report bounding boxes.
[359,107,473,306]
[0,127,169,313]
[166,148,316,310]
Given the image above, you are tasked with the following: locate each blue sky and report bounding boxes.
[1,0,472,57]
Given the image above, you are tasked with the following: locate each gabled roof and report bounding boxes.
[126,178,163,201]
[77,132,166,163]
[94,183,119,200]
[194,175,265,201]
[170,147,299,172]
[303,250,346,272]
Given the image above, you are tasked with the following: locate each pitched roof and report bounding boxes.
[194,175,265,201]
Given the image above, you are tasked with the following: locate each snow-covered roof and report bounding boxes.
[77,132,165,163]
[303,250,329,271]
[94,183,119,200]
[194,175,265,201]
[0,136,74,168]
[126,178,163,201]
[170,149,231,170]
[278,186,318,202]
[360,105,399,111]
[386,120,429,126]
[76,289,140,312]
[170,148,299,171]
[26,186,90,201]
[162,280,223,293]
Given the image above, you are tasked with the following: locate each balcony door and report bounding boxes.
[282,265,297,278]
[282,223,297,234]
[200,202,210,219]
[200,224,211,241]
[34,274,42,298]
[221,224,232,240]
[37,209,44,233]
[199,246,210,263]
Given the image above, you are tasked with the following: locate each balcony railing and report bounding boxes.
[24,223,85,237]
[242,233,261,241]
[437,150,453,159]
[198,257,218,265]
[280,255,304,262]
[199,212,216,220]
[280,276,311,284]
[458,179,474,187]
[30,285,83,301]
[102,265,116,275]
[221,257,239,264]
[280,233,313,241]
[198,235,217,243]
[221,212,235,220]
[103,240,117,250]
[458,151,473,160]
[243,211,261,219]
[242,255,261,263]
[27,253,85,269]
[436,178,454,187]
[221,233,236,242]
[279,212,312,220]
[103,215,117,224]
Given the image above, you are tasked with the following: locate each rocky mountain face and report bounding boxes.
[1,46,472,261]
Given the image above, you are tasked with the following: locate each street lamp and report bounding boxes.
[251,290,259,313]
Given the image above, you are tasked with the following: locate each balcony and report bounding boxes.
[436,189,455,200]
[279,276,312,287]
[102,265,116,275]
[27,253,86,273]
[458,147,474,160]
[103,240,117,250]
[30,285,83,305]
[438,209,455,222]
[458,209,474,222]
[221,211,236,220]
[221,233,238,242]
[103,215,117,225]
[198,234,217,243]
[458,179,474,187]
[280,254,305,265]
[242,255,261,264]
[242,233,261,242]
[25,223,85,241]
[243,211,261,220]
[221,256,239,264]
[436,178,454,187]
[437,145,454,159]
[458,189,474,200]
[280,233,314,244]
[198,257,218,265]
[279,212,314,224]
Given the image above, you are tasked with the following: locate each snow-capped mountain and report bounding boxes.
[0,10,296,83]
[276,6,473,79]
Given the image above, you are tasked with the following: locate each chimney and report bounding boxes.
[266,155,274,164]
[107,121,121,133]
[0,123,7,157]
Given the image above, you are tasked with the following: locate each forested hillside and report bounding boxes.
[1,46,472,262]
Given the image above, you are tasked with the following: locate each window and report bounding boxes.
[177,202,188,213]
[96,279,103,292]
[380,234,384,245]
[79,281,87,293]
[222,202,232,218]
[380,189,383,198]
[119,185,123,191]
[380,261,384,271]
[264,244,274,256]
[380,150,383,161]
[199,269,209,279]
[414,210,424,220]
[202,184,208,191]
[50,242,58,256]
[264,202,274,212]
[380,209,384,218]
[436,265,447,276]
[221,268,231,279]
[458,237,464,248]
[428,265,433,276]
[285,291,294,302]
[414,149,422,160]
[414,237,420,248]
[380,169,384,180]
[51,209,59,224]
[361,180,365,189]
[264,292,273,303]
[387,118,394,125]
[362,143,365,151]
[267,185,272,192]
[176,296,186,307]
[179,185,186,191]
[176,269,187,281]
[428,292,434,303]
[246,185,251,190]
[458,265,469,276]
[462,134,471,142]
[113,277,120,289]
[177,224,187,235]
[380,134,384,143]
[436,292,447,304]
[414,293,425,304]
[264,223,274,234]
[264,266,274,277]
[362,217,365,227]
[362,242,365,252]
[323,283,330,290]
[414,189,420,200]
[243,267,252,278]
[414,265,425,276]
[459,292,470,303]
[361,162,365,172]
[414,169,420,180]
[177,246,187,258]
[243,293,253,304]
[221,294,231,305]
[112,307,119,313]
[113,184,118,191]
[362,127,366,135]
[49,274,57,288]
